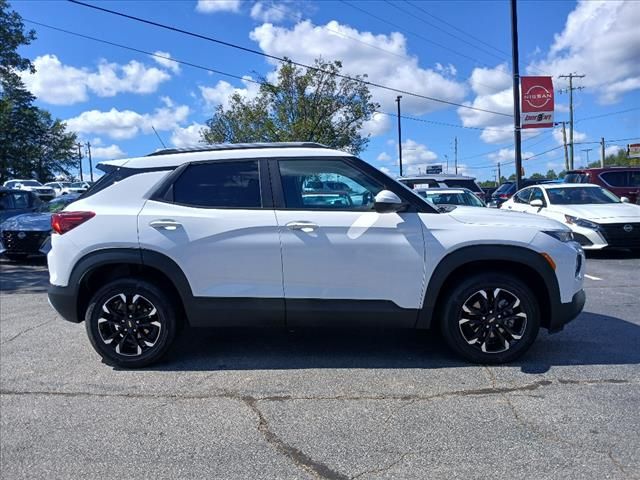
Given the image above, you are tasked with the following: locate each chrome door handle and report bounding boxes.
[149,219,182,231]
[286,221,318,232]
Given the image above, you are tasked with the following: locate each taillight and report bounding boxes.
[499,194,509,199]
[51,211,95,234]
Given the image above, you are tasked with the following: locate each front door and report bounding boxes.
[272,158,426,327]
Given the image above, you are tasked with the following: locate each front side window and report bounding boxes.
[173,161,261,208]
[278,159,383,210]
[514,189,532,204]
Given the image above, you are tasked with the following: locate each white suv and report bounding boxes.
[47,143,586,368]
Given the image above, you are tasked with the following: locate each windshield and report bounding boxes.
[21,180,43,187]
[423,191,484,207]
[546,187,620,205]
[442,179,481,193]
[494,183,514,194]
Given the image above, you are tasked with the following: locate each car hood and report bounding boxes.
[448,206,568,230]
[552,203,640,221]
[0,212,52,231]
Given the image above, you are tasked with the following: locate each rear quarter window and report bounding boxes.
[600,171,635,187]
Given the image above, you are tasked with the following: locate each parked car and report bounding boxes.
[564,167,640,204]
[47,142,585,368]
[397,174,486,201]
[45,181,72,197]
[415,188,486,209]
[501,183,640,250]
[66,181,92,194]
[0,194,80,261]
[0,187,41,224]
[2,179,56,201]
[489,179,546,208]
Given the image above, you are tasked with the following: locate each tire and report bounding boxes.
[4,253,28,262]
[84,278,178,368]
[439,273,540,364]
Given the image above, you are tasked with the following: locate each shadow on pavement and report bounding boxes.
[140,311,639,374]
[585,249,640,260]
[0,257,48,293]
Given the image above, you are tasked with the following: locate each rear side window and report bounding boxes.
[513,189,532,204]
[443,179,481,192]
[600,172,640,187]
[0,191,33,209]
[173,161,261,208]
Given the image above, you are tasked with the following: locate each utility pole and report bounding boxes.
[560,121,569,171]
[497,161,502,185]
[600,137,605,168]
[444,154,449,173]
[454,137,458,174]
[86,142,94,182]
[559,73,585,169]
[582,148,593,167]
[396,96,403,177]
[76,143,84,181]
[510,0,523,190]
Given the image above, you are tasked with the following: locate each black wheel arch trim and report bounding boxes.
[416,244,572,332]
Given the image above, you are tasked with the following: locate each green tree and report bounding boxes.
[202,59,379,155]
[587,148,639,168]
[546,169,557,179]
[0,0,77,182]
[529,172,545,180]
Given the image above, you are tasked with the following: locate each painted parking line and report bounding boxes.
[584,274,603,281]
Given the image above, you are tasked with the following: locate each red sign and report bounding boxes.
[521,76,554,129]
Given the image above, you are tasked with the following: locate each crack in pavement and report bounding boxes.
[350,451,415,480]
[0,319,55,345]
[483,367,633,478]
[241,396,349,480]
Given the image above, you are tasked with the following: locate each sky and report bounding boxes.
[11,0,640,181]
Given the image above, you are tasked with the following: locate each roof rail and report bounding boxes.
[146,142,329,156]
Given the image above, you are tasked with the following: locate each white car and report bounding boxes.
[45,181,74,197]
[414,188,486,208]
[46,142,585,368]
[501,183,640,250]
[3,179,55,201]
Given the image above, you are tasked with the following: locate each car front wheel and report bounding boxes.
[85,279,177,368]
[440,274,540,364]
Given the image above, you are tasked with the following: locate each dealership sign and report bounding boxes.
[521,76,554,129]
[628,143,640,159]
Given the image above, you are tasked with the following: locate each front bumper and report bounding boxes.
[548,289,585,333]
[48,284,81,323]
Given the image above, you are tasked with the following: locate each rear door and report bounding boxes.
[137,159,284,326]
[272,157,426,327]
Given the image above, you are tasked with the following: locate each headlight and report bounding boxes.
[543,230,574,243]
[564,215,600,229]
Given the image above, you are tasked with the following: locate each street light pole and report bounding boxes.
[510,0,523,190]
[396,96,403,177]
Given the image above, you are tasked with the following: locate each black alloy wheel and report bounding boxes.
[440,274,540,364]
[85,279,178,368]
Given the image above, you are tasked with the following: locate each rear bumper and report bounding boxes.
[48,284,81,323]
[548,289,585,333]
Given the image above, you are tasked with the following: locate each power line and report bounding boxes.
[384,0,508,62]
[405,0,509,57]
[67,0,511,117]
[340,0,496,68]
[25,19,515,136]
[575,107,640,123]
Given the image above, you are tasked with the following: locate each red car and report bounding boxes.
[564,167,640,204]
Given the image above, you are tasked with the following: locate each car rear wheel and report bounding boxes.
[85,279,177,368]
[440,274,540,364]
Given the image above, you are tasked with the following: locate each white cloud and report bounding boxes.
[379,166,392,176]
[90,144,126,160]
[196,0,241,13]
[361,112,391,137]
[376,152,391,162]
[21,55,171,105]
[488,148,535,164]
[152,51,181,74]
[66,100,190,140]
[528,0,640,104]
[250,2,300,23]
[200,76,261,110]
[170,123,207,147]
[552,126,587,146]
[249,20,466,116]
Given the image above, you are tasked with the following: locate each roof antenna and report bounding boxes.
[151,126,167,148]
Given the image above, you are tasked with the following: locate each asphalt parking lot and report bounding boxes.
[1,253,639,479]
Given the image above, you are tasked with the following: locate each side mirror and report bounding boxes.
[374,190,404,213]
[620,196,630,203]
[530,199,544,208]
[14,183,23,189]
